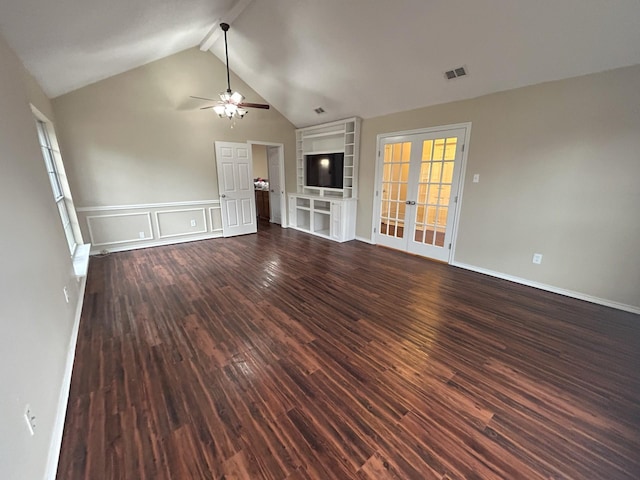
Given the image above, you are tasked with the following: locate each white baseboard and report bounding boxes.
[451,261,640,315]
[356,235,375,245]
[90,232,223,255]
[44,274,88,480]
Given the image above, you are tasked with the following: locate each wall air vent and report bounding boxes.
[445,66,468,80]
[314,107,325,114]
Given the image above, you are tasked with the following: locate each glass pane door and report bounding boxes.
[377,140,412,250]
[375,126,467,262]
[407,130,465,260]
[413,137,456,247]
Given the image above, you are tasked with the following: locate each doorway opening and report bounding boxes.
[249,142,286,229]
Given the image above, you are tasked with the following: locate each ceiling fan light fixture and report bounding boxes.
[225,103,238,116]
[230,91,244,104]
[192,23,268,120]
[212,102,247,119]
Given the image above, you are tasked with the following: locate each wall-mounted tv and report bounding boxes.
[305,153,344,189]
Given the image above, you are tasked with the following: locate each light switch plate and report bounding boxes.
[473,174,480,183]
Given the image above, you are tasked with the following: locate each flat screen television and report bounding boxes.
[305,153,344,189]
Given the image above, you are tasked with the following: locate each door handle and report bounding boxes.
[405,200,411,205]
[410,201,416,205]
[221,194,226,198]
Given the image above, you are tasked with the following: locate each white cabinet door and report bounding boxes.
[330,201,342,241]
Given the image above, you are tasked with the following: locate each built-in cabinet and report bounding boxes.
[288,195,356,242]
[255,189,270,221]
[289,117,361,242]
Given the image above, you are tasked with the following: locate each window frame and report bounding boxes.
[35,118,79,256]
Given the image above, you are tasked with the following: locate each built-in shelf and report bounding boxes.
[303,129,346,139]
[304,150,346,155]
[291,118,360,243]
[295,117,361,200]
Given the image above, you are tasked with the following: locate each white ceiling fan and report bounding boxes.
[191,22,269,120]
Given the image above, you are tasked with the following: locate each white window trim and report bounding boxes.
[32,107,85,261]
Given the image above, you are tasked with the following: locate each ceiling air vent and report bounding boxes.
[314,107,325,114]
[445,66,468,80]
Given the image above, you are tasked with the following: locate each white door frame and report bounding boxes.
[248,141,287,228]
[371,122,472,264]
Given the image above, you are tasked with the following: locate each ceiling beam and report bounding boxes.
[199,0,254,51]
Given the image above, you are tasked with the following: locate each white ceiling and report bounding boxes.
[1,0,640,127]
[0,0,236,98]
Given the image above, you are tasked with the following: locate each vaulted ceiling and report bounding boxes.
[1,0,640,127]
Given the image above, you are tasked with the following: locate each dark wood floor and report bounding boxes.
[57,223,640,479]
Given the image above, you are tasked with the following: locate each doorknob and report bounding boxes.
[221,194,226,198]
[405,200,411,205]
[410,201,416,205]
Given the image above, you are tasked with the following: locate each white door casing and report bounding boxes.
[215,141,257,237]
[267,146,282,224]
[373,123,471,263]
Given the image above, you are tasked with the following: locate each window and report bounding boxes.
[36,119,78,255]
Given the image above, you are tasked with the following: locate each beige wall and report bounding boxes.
[0,33,83,479]
[252,144,269,179]
[359,65,640,309]
[52,48,296,236]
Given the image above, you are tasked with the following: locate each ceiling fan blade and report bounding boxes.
[190,95,216,102]
[239,102,270,110]
[200,106,215,110]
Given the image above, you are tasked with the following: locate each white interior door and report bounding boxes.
[267,146,282,225]
[215,142,257,237]
[375,126,467,262]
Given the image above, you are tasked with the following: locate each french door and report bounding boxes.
[215,142,257,237]
[375,126,467,261]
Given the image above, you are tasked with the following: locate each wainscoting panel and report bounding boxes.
[155,208,207,239]
[208,207,223,233]
[78,201,223,254]
[87,212,153,246]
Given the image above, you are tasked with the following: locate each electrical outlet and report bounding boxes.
[190,219,197,227]
[63,286,70,303]
[532,253,543,264]
[139,231,145,239]
[24,405,36,436]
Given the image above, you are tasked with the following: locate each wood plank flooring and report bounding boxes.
[57,223,640,479]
